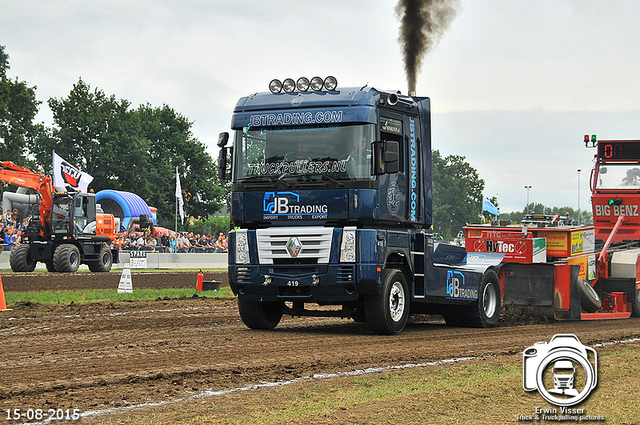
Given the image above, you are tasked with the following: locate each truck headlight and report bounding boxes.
[340,227,356,263]
[235,229,250,264]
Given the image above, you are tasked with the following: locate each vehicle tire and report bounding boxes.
[88,245,112,272]
[9,244,36,272]
[577,277,601,313]
[468,270,501,328]
[632,289,640,317]
[53,244,81,273]
[365,268,410,335]
[237,299,283,330]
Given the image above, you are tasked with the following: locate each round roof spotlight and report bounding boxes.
[283,78,296,93]
[324,76,338,91]
[269,79,283,94]
[297,77,310,92]
[310,76,324,91]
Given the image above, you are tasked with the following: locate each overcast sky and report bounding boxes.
[3,0,640,214]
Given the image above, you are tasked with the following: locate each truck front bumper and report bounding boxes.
[229,263,378,303]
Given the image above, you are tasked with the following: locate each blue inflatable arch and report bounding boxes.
[95,190,156,228]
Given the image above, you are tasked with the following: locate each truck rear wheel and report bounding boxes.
[469,270,501,328]
[88,245,113,272]
[9,244,36,272]
[53,244,81,273]
[238,299,283,330]
[365,268,409,335]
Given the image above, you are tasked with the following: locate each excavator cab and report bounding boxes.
[50,192,97,237]
[51,193,72,234]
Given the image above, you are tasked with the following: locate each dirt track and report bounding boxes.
[1,272,640,422]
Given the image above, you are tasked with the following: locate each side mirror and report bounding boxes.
[217,132,229,148]
[373,140,400,175]
[217,132,230,181]
[383,141,400,174]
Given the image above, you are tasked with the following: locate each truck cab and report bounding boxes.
[220,79,499,334]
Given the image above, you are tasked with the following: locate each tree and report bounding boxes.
[29,78,225,227]
[0,45,41,164]
[499,203,593,226]
[431,150,485,239]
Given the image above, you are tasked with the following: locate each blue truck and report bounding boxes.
[217,77,502,334]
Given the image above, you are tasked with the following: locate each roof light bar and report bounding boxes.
[282,78,296,93]
[310,76,324,91]
[323,76,337,91]
[297,77,310,92]
[269,76,338,93]
[269,79,283,94]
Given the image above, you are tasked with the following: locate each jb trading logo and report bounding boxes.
[517,334,604,422]
[263,191,300,214]
[446,270,478,299]
[263,192,328,217]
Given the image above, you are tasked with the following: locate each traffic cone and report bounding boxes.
[0,274,12,312]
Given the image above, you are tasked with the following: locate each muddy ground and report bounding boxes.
[1,272,639,423]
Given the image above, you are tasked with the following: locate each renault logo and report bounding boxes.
[286,237,303,257]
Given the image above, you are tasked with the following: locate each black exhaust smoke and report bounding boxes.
[396,0,459,93]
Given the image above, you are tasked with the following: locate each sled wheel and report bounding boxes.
[632,288,640,317]
[577,277,601,313]
[238,299,283,330]
[365,268,410,335]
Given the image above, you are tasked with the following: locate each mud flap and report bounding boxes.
[552,263,581,321]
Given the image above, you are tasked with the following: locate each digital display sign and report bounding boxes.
[598,141,640,160]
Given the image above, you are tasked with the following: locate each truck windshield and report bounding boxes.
[596,164,640,189]
[232,123,376,182]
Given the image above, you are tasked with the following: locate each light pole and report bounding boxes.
[525,186,532,211]
[577,169,581,225]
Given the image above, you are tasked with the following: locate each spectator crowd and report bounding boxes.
[1,208,29,250]
[113,229,228,253]
[0,206,228,254]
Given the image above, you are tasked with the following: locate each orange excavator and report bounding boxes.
[1,161,118,273]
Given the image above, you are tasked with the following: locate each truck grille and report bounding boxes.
[256,227,333,265]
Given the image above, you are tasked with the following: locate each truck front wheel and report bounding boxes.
[9,244,36,272]
[53,244,81,273]
[238,299,283,330]
[365,268,410,335]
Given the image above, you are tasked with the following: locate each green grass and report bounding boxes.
[4,286,235,306]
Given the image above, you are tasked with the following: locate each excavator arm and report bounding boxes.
[0,161,54,236]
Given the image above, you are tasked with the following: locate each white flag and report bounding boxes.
[175,166,184,224]
[52,151,94,192]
